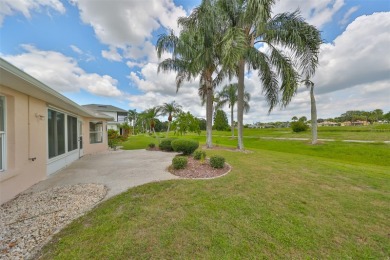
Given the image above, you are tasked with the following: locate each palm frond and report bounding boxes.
[221,27,247,72]
[246,47,279,112]
[265,10,322,78]
[268,47,300,107]
[156,30,179,58]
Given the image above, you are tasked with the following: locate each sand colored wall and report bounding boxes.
[0,86,47,204]
[82,118,109,155]
[0,87,109,204]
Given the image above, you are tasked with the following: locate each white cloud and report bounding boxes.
[273,0,344,28]
[101,46,122,62]
[70,45,83,54]
[126,61,145,69]
[314,12,390,95]
[127,61,206,117]
[2,44,123,97]
[0,0,65,26]
[339,6,359,25]
[71,0,186,62]
[70,44,96,62]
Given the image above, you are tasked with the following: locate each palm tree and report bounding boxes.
[160,101,182,136]
[144,107,161,136]
[302,78,317,144]
[215,83,250,137]
[156,0,225,148]
[299,116,307,122]
[291,116,298,122]
[127,109,138,135]
[218,0,322,150]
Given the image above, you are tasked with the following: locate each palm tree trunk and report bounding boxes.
[231,105,234,137]
[166,122,171,137]
[310,85,318,144]
[206,79,213,148]
[237,59,245,150]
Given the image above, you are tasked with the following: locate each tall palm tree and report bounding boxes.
[302,78,318,144]
[215,83,250,137]
[135,111,146,133]
[156,0,225,148]
[160,101,182,136]
[144,107,161,136]
[218,0,322,150]
[127,109,138,135]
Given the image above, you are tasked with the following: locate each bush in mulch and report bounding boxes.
[159,138,177,151]
[210,155,225,169]
[193,150,206,160]
[172,156,188,169]
[171,139,199,155]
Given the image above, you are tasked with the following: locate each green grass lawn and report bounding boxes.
[213,124,390,141]
[40,131,390,259]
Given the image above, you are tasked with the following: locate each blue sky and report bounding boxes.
[1,0,389,123]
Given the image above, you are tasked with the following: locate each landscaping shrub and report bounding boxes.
[171,139,199,155]
[291,121,309,132]
[159,138,177,151]
[108,129,120,149]
[193,150,206,160]
[172,156,188,169]
[210,155,225,169]
[118,135,128,142]
[148,143,156,148]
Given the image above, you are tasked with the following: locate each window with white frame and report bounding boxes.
[89,121,103,144]
[0,96,5,171]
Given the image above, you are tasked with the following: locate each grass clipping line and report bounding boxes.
[168,156,231,179]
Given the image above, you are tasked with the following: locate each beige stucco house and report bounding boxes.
[0,58,112,204]
[83,104,128,135]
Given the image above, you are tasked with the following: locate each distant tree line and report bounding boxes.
[248,109,389,129]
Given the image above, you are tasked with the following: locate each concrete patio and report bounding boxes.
[26,149,178,200]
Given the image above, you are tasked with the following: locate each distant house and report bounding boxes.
[341,120,369,126]
[318,121,339,127]
[0,58,112,204]
[82,104,128,135]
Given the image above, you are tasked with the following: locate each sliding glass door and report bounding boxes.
[48,109,65,159]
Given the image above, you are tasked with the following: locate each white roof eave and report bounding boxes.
[0,58,112,120]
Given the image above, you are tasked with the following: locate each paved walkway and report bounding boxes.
[26,149,178,200]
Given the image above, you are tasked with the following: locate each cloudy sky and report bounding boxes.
[1,0,389,123]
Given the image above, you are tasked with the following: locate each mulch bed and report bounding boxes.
[168,156,230,179]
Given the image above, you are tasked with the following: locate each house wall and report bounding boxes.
[107,123,119,131]
[83,118,108,155]
[0,86,109,204]
[102,111,117,121]
[0,85,47,204]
